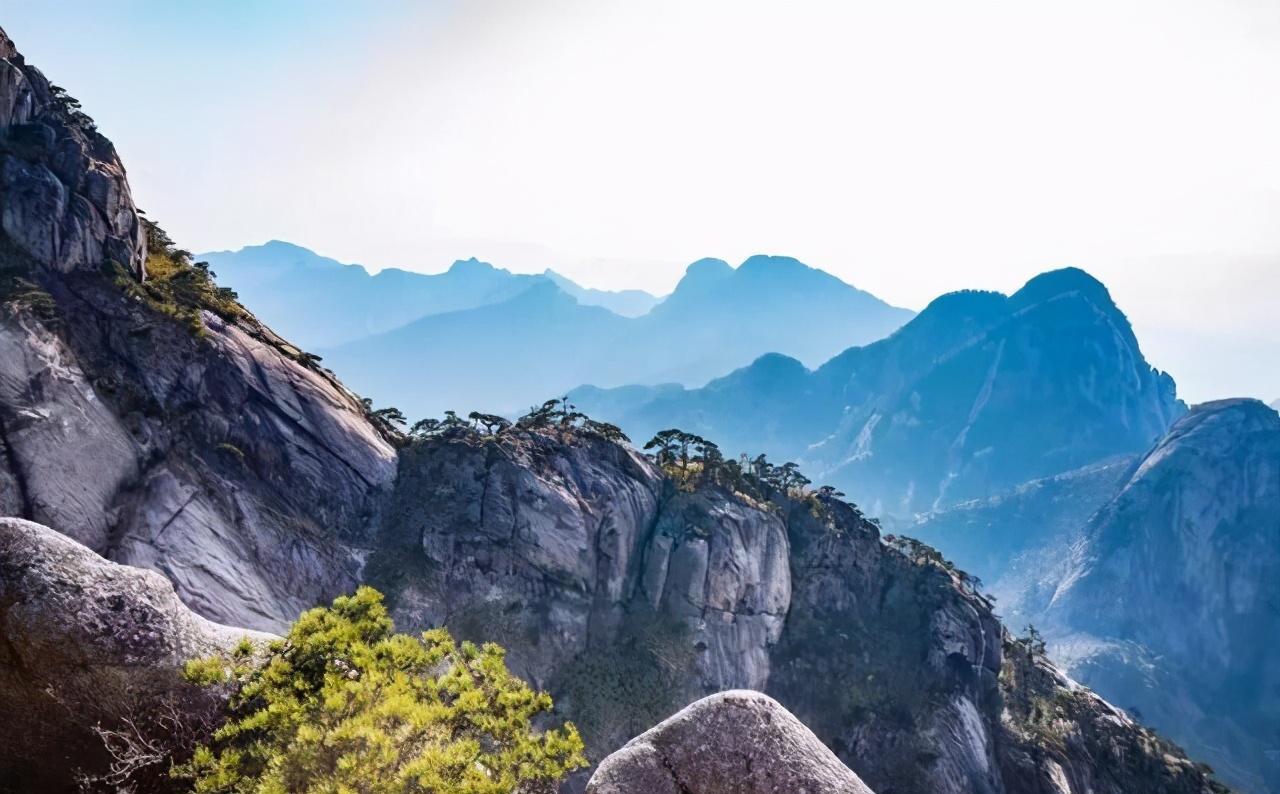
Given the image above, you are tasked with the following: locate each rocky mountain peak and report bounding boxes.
[1009,266,1116,312]
[0,26,145,279]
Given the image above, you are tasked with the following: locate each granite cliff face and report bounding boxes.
[1045,399,1280,794]
[0,29,396,634]
[0,29,144,278]
[364,426,1224,794]
[0,25,1232,794]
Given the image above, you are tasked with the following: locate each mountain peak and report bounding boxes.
[676,257,733,288]
[1011,267,1115,311]
[737,254,809,275]
[447,257,501,274]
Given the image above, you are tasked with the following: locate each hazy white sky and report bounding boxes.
[3,0,1279,402]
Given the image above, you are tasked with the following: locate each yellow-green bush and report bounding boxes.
[178,587,586,793]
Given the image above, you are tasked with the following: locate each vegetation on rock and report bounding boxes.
[177,587,585,793]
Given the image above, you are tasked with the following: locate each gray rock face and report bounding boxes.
[0,26,398,633]
[0,284,398,632]
[1045,398,1280,794]
[0,517,272,791]
[586,690,876,794]
[375,431,1223,794]
[0,26,145,278]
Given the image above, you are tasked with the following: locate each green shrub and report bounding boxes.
[177,587,585,793]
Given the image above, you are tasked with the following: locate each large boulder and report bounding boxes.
[586,690,875,794]
[0,517,271,792]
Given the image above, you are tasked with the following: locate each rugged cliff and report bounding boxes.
[368,425,1225,794]
[0,27,396,633]
[1045,399,1280,794]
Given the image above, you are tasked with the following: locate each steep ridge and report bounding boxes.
[368,423,1225,794]
[0,27,396,632]
[0,26,1230,794]
[574,269,1183,516]
[1044,399,1280,794]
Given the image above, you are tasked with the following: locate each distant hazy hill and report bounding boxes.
[574,268,1184,515]
[205,244,914,418]
[200,242,662,348]
[198,242,540,347]
[541,269,660,317]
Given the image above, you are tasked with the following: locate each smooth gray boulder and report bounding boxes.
[586,690,875,794]
[0,517,272,791]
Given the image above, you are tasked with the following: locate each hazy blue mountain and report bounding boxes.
[1040,398,1280,794]
[311,253,913,418]
[541,269,660,317]
[635,255,915,379]
[322,281,633,417]
[1271,398,1280,412]
[574,268,1184,516]
[199,242,545,347]
[892,453,1139,623]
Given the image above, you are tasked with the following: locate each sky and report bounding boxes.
[3,0,1279,403]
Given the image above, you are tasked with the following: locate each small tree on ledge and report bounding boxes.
[177,587,586,793]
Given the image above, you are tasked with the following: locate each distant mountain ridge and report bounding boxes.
[574,267,1183,515]
[199,241,659,348]
[204,243,916,418]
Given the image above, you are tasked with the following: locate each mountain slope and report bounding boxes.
[575,268,1183,516]
[0,31,396,632]
[897,454,1139,624]
[322,281,634,417]
[1043,399,1280,794]
[542,268,660,317]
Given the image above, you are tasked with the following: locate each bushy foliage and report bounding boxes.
[177,587,586,794]
[113,218,243,336]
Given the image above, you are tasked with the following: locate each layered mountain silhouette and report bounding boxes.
[575,267,1184,516]
[199,241,592,347]
[298,253,913,418]
[202,244,914,419]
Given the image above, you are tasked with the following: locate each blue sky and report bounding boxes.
[3,1,1279,403]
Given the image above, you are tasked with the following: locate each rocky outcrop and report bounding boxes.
[372,428,1225,794]
[0,27,144,278]
[0,272,398,632]
[0,517,272,791]
[586,690,876,794]
[1044,399,1280,794]
[0,28,398,633]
